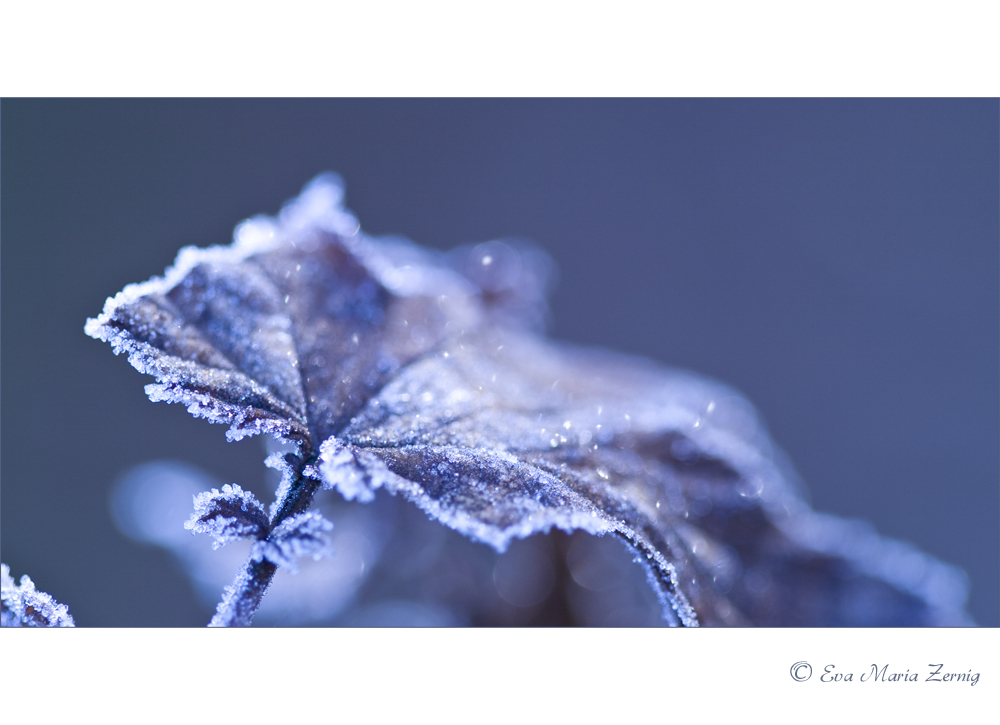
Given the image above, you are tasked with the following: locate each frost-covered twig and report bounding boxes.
[1,564,75,627]
[189,456,332,627]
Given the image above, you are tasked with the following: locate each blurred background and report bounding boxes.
[1,99,997,626]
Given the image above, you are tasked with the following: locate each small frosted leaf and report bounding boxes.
[1,564,76,628]
[185,484,268,549]
[251,512,334,573]
[87,174,972,627]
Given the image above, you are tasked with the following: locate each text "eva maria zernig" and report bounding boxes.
[791,663,980,685]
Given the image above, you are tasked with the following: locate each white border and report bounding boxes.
[1,2,998,96]
[3,628,997,720]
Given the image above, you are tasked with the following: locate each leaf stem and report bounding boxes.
[209,556,277,627]
[208,453,321,627]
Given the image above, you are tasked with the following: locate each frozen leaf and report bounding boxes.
[85,173,474,452]
[86,174,971,626]
[185,484,268,549]
[1,564,76,628]
[251,511,335,573]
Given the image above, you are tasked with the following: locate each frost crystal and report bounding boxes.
[251,512,334,573]
[1,564,75,627]
[86,173,973,626]
[185,484,268,549]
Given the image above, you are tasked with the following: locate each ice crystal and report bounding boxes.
[85,174,972,626]
[1,564,75,627]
